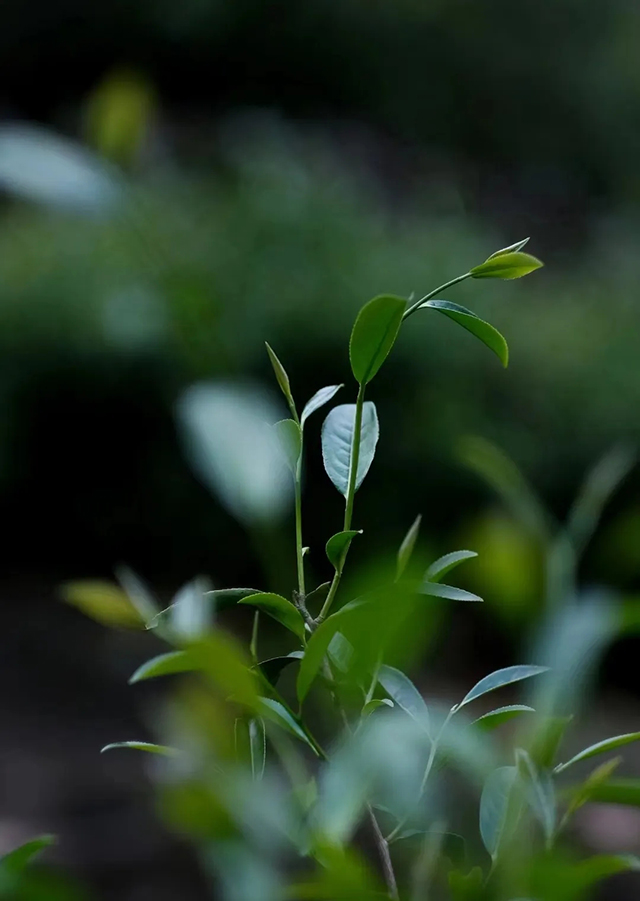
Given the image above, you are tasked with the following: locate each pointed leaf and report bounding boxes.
[555,732,640,773]
[321,402,379,497]
[301,384,343,428]
[257,651,304,686]
[349,294,406,385]
[326,530,363,572]
[420,300,508,367]
[273,419,302,472]
[101,741,179,756]
[488,238,530,259]
[480,766,518,859]
[239,592,305,640]
[205,587,261,609]
[259,697,319,754]
[61,579,144,628]
[426,549,478,584]
[297,616,341,704]
[586,778,640,808]
[458,665,549,710]
[564,758,621,818]
[116,565,161,624]
[0,836,55,874]
[473,705,536,731]
[362,698,394,719]
[420,581,483,602]
[396,514,422,580]
[470,251,543,280]
[517,749,556,845]
[378,665,430,734]
[265,342,297,417]
[328,631,354,673]
[129,650,194,683]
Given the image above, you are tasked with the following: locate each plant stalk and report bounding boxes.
[294,455,306,599]
[402,273,472,320]
[368,804,400,900]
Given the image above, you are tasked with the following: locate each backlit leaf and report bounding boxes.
[0,835,55,874]
[487,238,530,258]
[470,251,543,280]
[349,294,406,385]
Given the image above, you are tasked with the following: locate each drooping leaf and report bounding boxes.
[239,592,305,640]
[420,581,483,603]
[326,530,363,572]
[273,419,302,472]
[555,732,640,774]
[0,835,55,874]
[470,251,543,280]
[101,741,179,756]
[419,300,509,367]
[321,402,379,497]
[265,342,297,418]
[301,385,343,428]
[349,294,406,385]
[378,665,430,734]
[257,652,304,686]
[259,697,319,754]
[517,749,556,846]
[479,766,518,859]
[129,650,195,683]
[396,514,422,580]
[61,580,144,629]
[458,665,549,710]
[487,238,530,259]
[305,582,332,608]
[473,706,536,732]
[425,549,478,584]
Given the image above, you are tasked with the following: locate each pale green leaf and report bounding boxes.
[420,582,483,602]
[301,385,343,428]
[555,732,640,774]
[265,342,297,417]
[273,419,302,472]
[321,402,379,497]
[378,665,430,734]
[470,251,543,280]
[487,237,530,258]
[479,766,518,859]
[425,549,478,584]
[129,650,194,683]
[473,705,536,731]
[260,697,319,754]
[458,665,549,710]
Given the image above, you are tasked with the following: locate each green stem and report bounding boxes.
[402,273,472,321]
[316,383,366,623]
[294,454,306,599]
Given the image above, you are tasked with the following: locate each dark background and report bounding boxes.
[2,1,640,897]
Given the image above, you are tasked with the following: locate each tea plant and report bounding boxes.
[56,240,640,901]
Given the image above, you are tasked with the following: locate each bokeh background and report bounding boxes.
[2,1,640,897]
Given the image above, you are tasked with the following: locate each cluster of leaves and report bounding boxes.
[48,241,640,901]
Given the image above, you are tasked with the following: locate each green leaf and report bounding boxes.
[168,577,212,639]
[249,718,267,780]
[273,418,302,472]
[326,530,363,572]
[130,650,194,684]
[585,777,640,807]
[361,698,394,719]
[458,665,549,710]
[239,592,305,640]
[479,766,518,859]
[327,631,354,673]
[101,741,179,756]
[349,294,406,385]
[378,665,430,734]
[425,549,478,583]
[61,579,145,629]
[563,758,621,819]
[189,635,259,709]
[420,582,483,602]
[259,697,319,754]
[321,402,379,497]
[517,748,556,845]
[257,651,304,686]
[473,705,536,731]
[0,835,55,874]
[205,587,261,609]
[555,732,640,774]
[305,581,332,608]
[301,385,343,428]
[297,616,341,704]
[115,565,161,624]
[396,514,422,580]
[487,237,530,258]
[419,300,509,367]
[448,866,484,901]
[470,251,543,280]
[265,342,297,417]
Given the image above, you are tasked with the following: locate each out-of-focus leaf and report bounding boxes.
[273,418,302,472]
[419,300,508,367]
[555,732,640,774]
[115,565,160,624]
[349,294,406,385]
[396,514,422,580]
[479,766,518,859]
[257,652,304,686]
[321,402,379,497]
[101,741,179,756]
[326,530,362,572]
[177,382,292,525]
[0,123,122,212]
[206,587,261,609]
[301,385,343,428]
[585,778,640,807]
[361,698,394,719]
[420,581,482,602]
[473,706,536,731]
[425,549,478,584]
[259,698,319,754]
[488,238,530,258]
[327,631,354,674]
[239,592,305,640]
[378,665,430,734]
[188,635,259,709]
[61,580,144,628]
[517,749,556,846]
[470,251,543,280]
[265,342,297,417]
[448,866,484,901]
[530,854,640,901]
[458,665,549,710]
[563,758,621,819]
[249,718,267,780]
[86,68,155,166]
[130,650,195,684]
[297,616,341,704]
[0,835,55,874]
[169,578,211,639]
[291,845,383,900]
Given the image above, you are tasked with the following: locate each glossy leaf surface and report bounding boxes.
[420,300,508,367]
[458,665,549,709]
[349,294,406,384]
